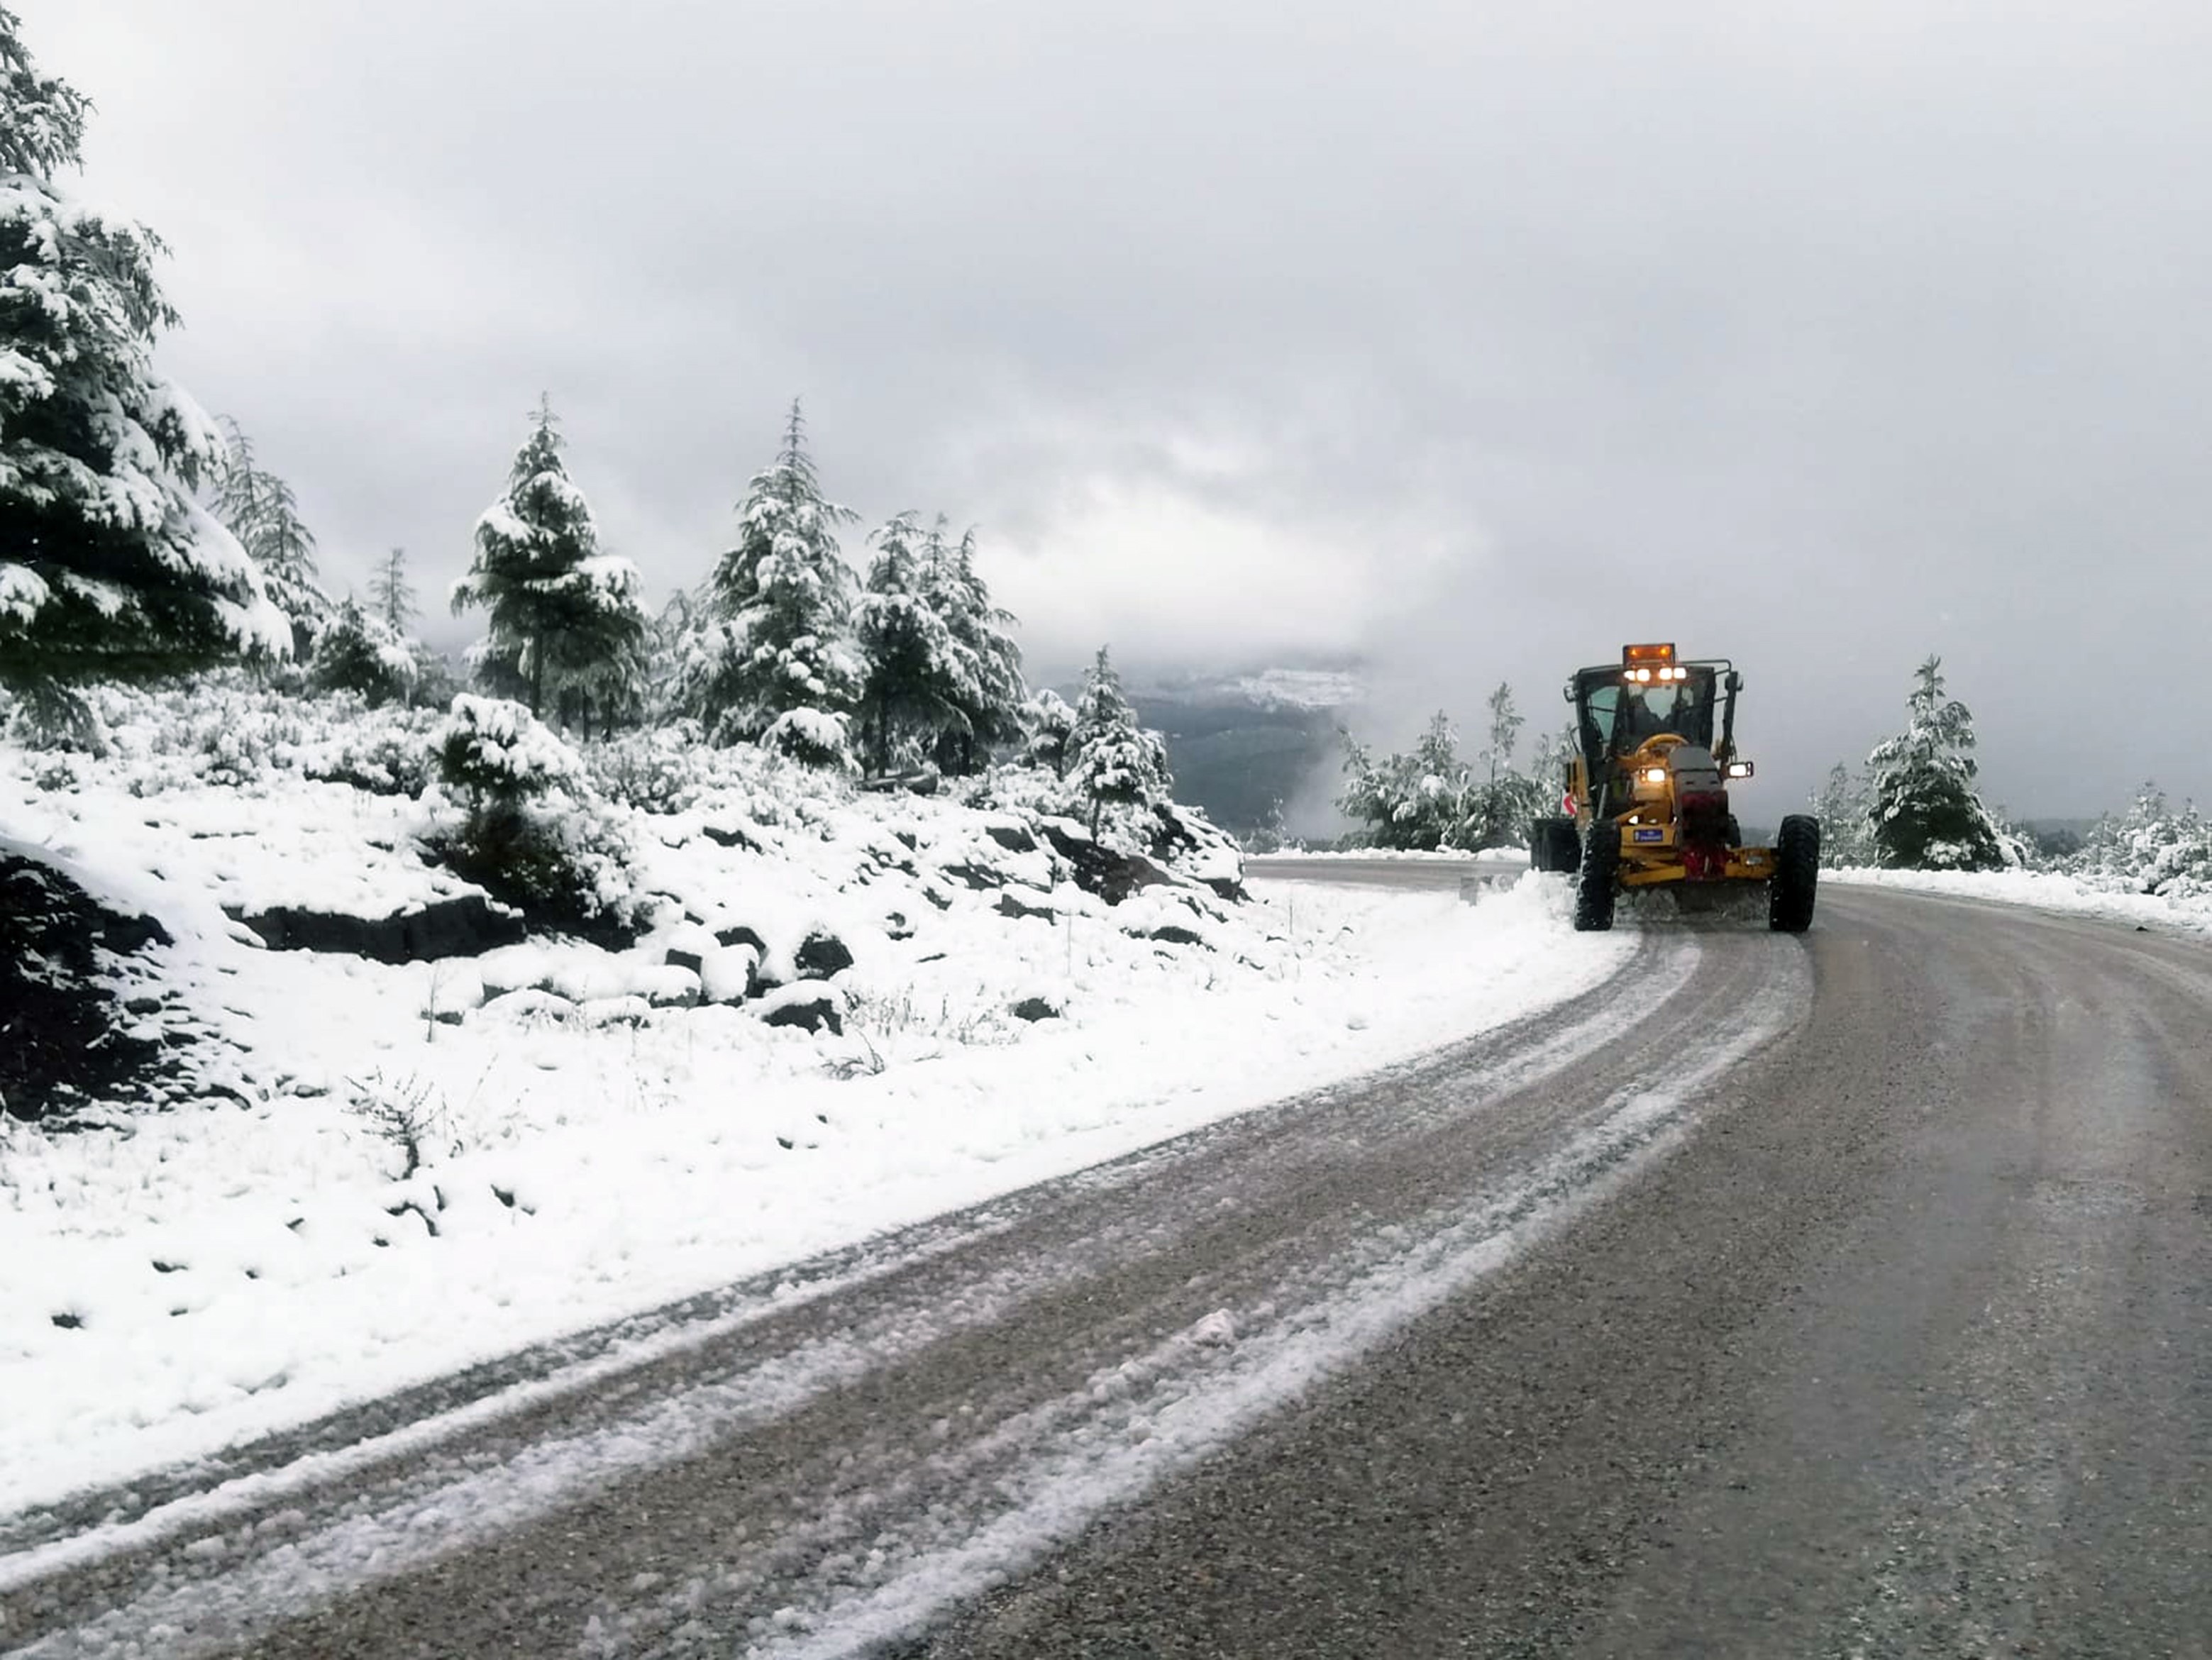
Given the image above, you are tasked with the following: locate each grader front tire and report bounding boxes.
[1574,826,1618,932]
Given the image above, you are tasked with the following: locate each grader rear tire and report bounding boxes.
[1769,813,1821,933]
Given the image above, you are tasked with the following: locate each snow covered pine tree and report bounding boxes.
[1865,654,2015,871]
[1812,762,1875,867]
[854,514,1029,780]
[1337,711,1470,851]
[1022,687,1078,777]
[1067,646,1172,836]
[689,402,863,764]
[450,397,648,733]
[854,511,967,777]
[214,416,330,658]
[1462,682,1544,851]
[920,520,1026,775]
[0,8,287,714]
[370,546,417,636]
[309,597,416,707]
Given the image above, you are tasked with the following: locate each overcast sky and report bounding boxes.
[33,0,2212,817]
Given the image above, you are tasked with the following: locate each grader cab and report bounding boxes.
[1527,643,1820,932]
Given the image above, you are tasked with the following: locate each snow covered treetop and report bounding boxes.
[0,6,89,178]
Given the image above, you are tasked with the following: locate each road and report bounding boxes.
[4,867,2208,1658]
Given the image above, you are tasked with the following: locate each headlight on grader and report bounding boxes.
[1726,760,1754,778]
[1639,766,1668,785]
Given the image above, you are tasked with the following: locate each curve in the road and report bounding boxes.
[9,877,2207,1660]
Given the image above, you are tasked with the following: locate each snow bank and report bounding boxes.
[1828,865,2212,942]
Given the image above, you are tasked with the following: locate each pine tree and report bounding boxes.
[1022,687,1077,776]
[694,401,861,755]
[370,547,416,636]
[309,595,416,707]
[1337,712,1471,851]
[1864,655,2013,871]
[1529,723,1576,813]
[1067,646,1171,835]
[450,397,647,727]
[921,521,1026,775]
[1812,762,1875,868]
[854,512,966,775]
[214,417,328,656]
[0,9,287,701]
[1461,682,1544,850]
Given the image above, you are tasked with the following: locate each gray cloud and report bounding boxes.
[33,0,2212,816]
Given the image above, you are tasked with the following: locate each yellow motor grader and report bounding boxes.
[1527,643,1820,932]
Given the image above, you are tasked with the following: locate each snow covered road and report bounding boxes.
[9,875,2206,1658]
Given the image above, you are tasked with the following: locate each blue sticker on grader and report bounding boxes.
[1632,828,1666,843]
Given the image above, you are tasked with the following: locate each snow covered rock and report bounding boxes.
[659,921,719,975]
[1151,802,1248,902]
[225,892,526,964]
[756,983,845,1036]
[792,931,854,980]
[634,965,702,1009]
[699,944,761,1005]
[0,850,174,1120]
[995,891,1057,923]
[1036,817,1178,904]
[478,987,579,1026]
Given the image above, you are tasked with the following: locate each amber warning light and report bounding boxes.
[1622,642,1676,665]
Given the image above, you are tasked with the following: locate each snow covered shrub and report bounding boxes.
[345,1069,452,1179]
[762,706,856,770]
[194,722,263,788]
[298,707,441,797]
[587,722,708,813]
[436,695,590,804]
[26,749,90,792]
[424,696,646,939]
[100,682,309,794]
[2074,784,2212,900]
[968,759,1068,819]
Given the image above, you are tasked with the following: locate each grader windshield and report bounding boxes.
[1573,665,1721,763]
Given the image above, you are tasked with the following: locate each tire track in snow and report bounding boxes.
[616,951,1809,1658]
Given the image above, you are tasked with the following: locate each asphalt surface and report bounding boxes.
[6,867,2208,1659]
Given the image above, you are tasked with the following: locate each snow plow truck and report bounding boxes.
[1528,642,1820,933]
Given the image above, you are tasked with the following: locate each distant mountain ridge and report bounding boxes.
[1115,665,1366,836]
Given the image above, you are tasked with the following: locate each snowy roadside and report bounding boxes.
[1827,865,2212,943]
[0,751,1631,1515]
